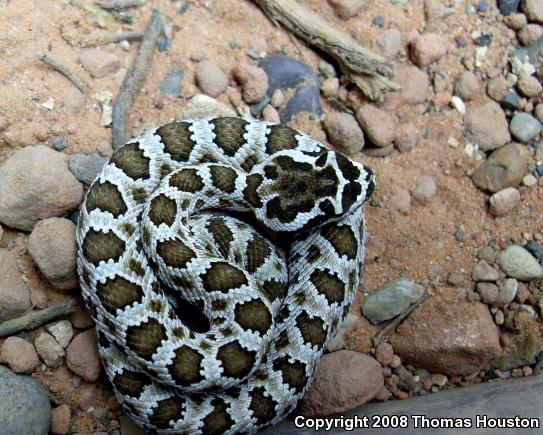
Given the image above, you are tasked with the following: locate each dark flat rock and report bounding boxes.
[264,377,543,435]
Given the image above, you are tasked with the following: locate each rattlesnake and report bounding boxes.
[76,117,375,434]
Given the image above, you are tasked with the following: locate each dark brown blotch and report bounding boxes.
[156,239,196,269]
[265,124,298,154]
[110,142,150,180]
[243,174,263,207]
[82,229,125,265]
[217,341,256,379]
[249,387,277,426]
[148,395,186,429]
[112,370,152,398]
[96,275,144,314]
[210,117,248,157]
[245,235,272,274]
[261,279,287,302]
[322,224,358,260]
[202,398,235,435]
[85,181,127,217]
[157,121,195,162]
[234,299,272,335]
[272,356,308,393]
[169,168,205,193]
[125,318,167,360]
[168,345,205,386]
[206,218,234,259]
[148,194,177,227]
[210,165,238,193]
[296,312,327,348]
[309,269,346,304]
[202,262,248,293]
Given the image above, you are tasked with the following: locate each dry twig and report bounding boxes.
[112,8,163,150]
[0,299,77,338]
[253,0,400,101]
[38,54,89,93]
[96,0,143,10]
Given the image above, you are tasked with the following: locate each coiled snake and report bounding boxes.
[76,117,375,434]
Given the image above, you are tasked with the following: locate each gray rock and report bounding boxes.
[159,69,184,97]
[472,143,530,192]
[322,113,365,154]
[472,260,500,281]
[509,112,542,143]
[0,365,50,435]
[68,154,107,185]
[362,278,425,324]
[496,245,543,280]
[0,249,30,321]
[177,94,236,120]
[464,101,511,151]
[259,54,322,122]
[28,218,78,291]
[0,145,83,231]
[522,0,543,22]
[477,246,496,263]
[496,278,518,306]
[454,71,479,100]
[499,0,520,15]
[194,60,228,98]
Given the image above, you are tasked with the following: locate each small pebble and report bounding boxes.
[516,75,543,98]
[472,260,500,282]
[474,33,492,46]
[476,282,499,305]
[496,278,518,307]
[454,72,479,100]
[391,188,412,214]
[318,60,336,79]
[523,174,538,186]
[518,24,543,46]
[498,0,520,15]
[500,92,522,111]
[195,60,229,98]
[455,35,469,48]
[523,240,542,261]
[52,137,67,151]
[372,16,385,27]
[489,187,521,216]
[510,112,542,143]
[412,175,437,203]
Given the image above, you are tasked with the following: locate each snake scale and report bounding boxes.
[76,117,375,434]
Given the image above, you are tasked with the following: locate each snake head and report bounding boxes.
[253,149,375,232]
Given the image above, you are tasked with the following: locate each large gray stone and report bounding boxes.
[497,245,543,280]
[0,365,50,435]
[0,145,83,231]
[362,278,425,324]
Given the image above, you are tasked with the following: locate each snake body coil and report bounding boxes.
[76,117,375,434]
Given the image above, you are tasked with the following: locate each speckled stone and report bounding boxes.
[0,365,50,434]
